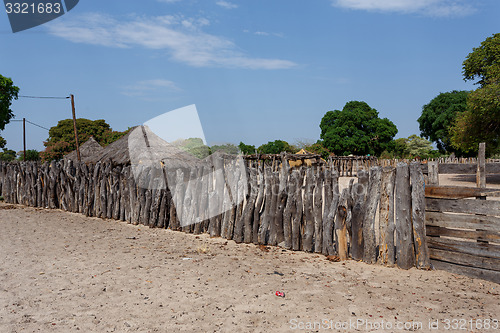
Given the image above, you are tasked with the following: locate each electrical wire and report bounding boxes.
[10,119,50,131]
[18,95,69,99]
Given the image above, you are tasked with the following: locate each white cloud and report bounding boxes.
[216,1,238,9]
[331,0,475,17]
[122,79,180,98]
[46,13,296,70]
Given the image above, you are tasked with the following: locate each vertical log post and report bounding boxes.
[395,163,415,269]
[410,162,431,269]
[302,167,315,252]
[350,169,368,260]
[362,166,382,264]
[427,161,439,186]
[477,142,486,188]
[378,167,396,266]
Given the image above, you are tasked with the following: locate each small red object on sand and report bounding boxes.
[275,291,285,297]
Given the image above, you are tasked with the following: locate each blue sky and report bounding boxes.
[1,0,499,152]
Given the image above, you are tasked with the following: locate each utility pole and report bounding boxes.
[70,94,81,162]
[23,117,26,161]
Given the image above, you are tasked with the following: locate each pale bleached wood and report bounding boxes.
[302,167,315,252]
[351,169,368,261]
[395,163,415,270]
[378,166,396,266]
[362,167,382,264]
[410,161,431,269]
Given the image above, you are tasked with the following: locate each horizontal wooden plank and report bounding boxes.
[431,259,500,284]
[427,237,500,259]
[435,163,500,174]
[487,163,500,174]
[427,225,500,243]
[426,211,500,233]
[438,163,476,174]
[426,198,500,216]
[430,248,500,272]
[425,186,500,199]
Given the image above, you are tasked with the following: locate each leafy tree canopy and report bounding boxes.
[0,74,19,131]
[319,101,397,156]
[0,148,16,161]
[418,90,469,153]
[384,135,438,159]
[210,143,239,155]
[42,118,129,161]
[238,142,256,155]
[451,34,500,155]
[451,83,500,154]
[0,136,6,149]
[304,142,333,160]
[462,33,500,87]
[173,137,211,159]
[257,140,296,154]
[18,149,40,161]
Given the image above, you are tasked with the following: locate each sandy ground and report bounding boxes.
[1,203,499,333]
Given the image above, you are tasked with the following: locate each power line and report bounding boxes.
[18,95,69,100]
[11,119,50,131]
[26,120,50,131]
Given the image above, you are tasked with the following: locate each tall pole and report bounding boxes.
[23,117,26,161]
[70,94,81,162]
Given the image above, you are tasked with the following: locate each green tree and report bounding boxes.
[18,149,40,161]
[304,142,333,160]
[42,118,129,160]
[257,140,296,154]
[319,101,398,156]
[462,33,500,87]
[389,135,437,159]
[0,74,19,131]
[210,143,239,155]
[173,138,211,159]
[451,33,500,154]
[0,148,16,161]
[418,91,469,153]
[238,142,256,155]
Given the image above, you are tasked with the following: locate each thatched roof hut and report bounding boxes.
[90,125,203,168]
[64,136,104,163]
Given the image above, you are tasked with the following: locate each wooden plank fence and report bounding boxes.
[0,159,430,271]
[425,186,500,283]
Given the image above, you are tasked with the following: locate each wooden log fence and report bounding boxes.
[1,159,431,270]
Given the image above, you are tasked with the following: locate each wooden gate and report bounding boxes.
[425,186,500,283]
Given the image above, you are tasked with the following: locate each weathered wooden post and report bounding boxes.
[313,167,323,253]
[395,163,415,269]
[362,166,382,264]
[378,166,396,266]
[477,142,486,188]
[335,188,350,260]
[302,167,315,252]
[351,169,368,261]
[410,162,431,269]
[427,160,439,185]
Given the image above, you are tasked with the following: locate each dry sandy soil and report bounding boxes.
[1,199,499,333]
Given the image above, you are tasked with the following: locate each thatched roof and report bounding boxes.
[64,136,104,163]
[91,125,203,168]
